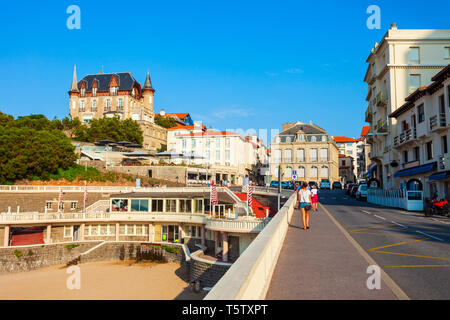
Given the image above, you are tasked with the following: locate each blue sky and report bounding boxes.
[0,0,449,143]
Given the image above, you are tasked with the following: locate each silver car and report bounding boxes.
[356,184,368,200]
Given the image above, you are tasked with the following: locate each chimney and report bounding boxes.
[390,23,397,30]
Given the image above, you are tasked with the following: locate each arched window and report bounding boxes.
[298,166,305,178]
[321,135,327,142]
[310,166,318,178]
[311,136,317,142]
[297,148,305,162]
[320,166,329,178]
[286,136,292,143]
[285,167,292,178]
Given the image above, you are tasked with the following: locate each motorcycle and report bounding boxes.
[425,197,450,217]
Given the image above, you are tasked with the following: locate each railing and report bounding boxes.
[377,119,387,132]
[367,188,423,211]
[205,218,269,233]
[205,191,298,300]
[376,91,388,106]
[365,104,372,122]
[430,115,438,130]
[439,113,446,127]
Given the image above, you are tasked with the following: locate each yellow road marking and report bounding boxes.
[369,239,427,251]
[385,265,450,268]
[370,250,450,261]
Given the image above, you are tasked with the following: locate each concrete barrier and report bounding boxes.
[204,191,297,300]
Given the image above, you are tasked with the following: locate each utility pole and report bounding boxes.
[277,164,281,211]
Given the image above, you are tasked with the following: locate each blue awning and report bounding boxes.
[365,164,377,179]
[428,171,450,182]
[394,162,437,178]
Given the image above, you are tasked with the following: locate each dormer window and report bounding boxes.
[110,86,118,96]
[132,88,136,97]
[92,87,97,97]
[80,88,85,97]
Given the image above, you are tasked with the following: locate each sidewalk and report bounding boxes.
[265,205,398,300]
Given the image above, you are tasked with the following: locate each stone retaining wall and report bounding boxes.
[0,242,101,274]
[189,251,232,288]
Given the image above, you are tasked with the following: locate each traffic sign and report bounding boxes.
[292,175,297,180]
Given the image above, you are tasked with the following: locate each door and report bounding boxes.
[228,236,240,261]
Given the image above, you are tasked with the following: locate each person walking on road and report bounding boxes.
[298,182,312,230]
[311,185,319,211]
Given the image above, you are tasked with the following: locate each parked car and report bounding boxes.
[356,184,368,201]
[332,181,342,189]
[270,181,279,188]
[345,183,355,195]
[350,185,359,198]
[308,181,317,189]
[320,179,331,190]
[281,181,294,190]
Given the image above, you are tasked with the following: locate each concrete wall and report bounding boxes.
[189,251,232,288]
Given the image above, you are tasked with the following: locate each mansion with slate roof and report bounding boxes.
[270,121,339,183]
[68,66,167,151]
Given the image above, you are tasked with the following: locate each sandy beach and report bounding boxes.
[0,261,203,300]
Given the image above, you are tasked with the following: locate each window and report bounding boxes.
[131,199,149,212]
[192,139,196,148]
[106,99,111,111]
[216,138,221,148]
[152,199,164,212]
[298,166,305,178]
[194,199,204,213]
[418,104,425,123]
[165,199,177,212]
[320,166,329,178]
[182,139,187,148]
[409,74,421,93]
[216,150,220,161]
[346,143,353,147]
[442,135,448,154]
[80,101,85,111]
[408,47,420,64]
[70,202,77,210]
[284,149,292,162]
[311,136,317,142]
[80,88,85,97]
[445,47,450,59]
[189,226,202,238]
[118,99,123,110]
[403,150,409,163]
[46,202,52,209]
[64,226,73,238]
[285,167,292,178]
[285,136,291,143]
[274,149,281,163]
[297,149,305,162]
[298,134,303,142]
[179,199,192,213]
[414,147,420,161]
[112,199,128,212]
[342,160,346,166]
[225,150,230,161]
[206,139,211,147]
[206,150,210,161]
[310,166,318,177]
[92,87,97,97]
[110,86,118,96]
[426,141,433,160]
[320,148,328,162]
[309,149,317,162]
[225,138,231,148]
[92,100,97,111]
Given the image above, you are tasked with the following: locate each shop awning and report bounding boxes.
[428,170,450,182]
[394,162,436,178]
[365,164,377,178]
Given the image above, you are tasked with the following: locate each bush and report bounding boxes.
[13,250,23,258]
[65,244,80,250]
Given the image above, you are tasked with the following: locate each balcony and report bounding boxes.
[375,91,388,107]
[376,119,387,133]
[393,128,417,148]
[365,104,373,122]
[430,113,447,132]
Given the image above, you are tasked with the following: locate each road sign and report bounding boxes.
[292,175,297,180]
[293,170,297,175]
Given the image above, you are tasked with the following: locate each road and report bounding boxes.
[319,189,450,300]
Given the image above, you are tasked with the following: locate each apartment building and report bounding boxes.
[359,126,372,179]
[68,67,167,152]
[339,154,355,184]
[389,64,450,198]
[334,136,364,180]
[364,25,450,188]
[269,122,339,183]
[170,130,259,185]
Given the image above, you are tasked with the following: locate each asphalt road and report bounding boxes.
[319,189,450,300]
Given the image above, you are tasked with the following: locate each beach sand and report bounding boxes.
[0,261,204,300]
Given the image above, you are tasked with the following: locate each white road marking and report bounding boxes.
[432,218,450,225]
[361,210,372,215]
[374,214,386,220]
[416,231,444,242]
[391,221,407,229]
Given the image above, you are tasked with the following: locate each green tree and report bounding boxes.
[155,117,177,129]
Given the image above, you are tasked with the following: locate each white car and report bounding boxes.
[356,184,368,200]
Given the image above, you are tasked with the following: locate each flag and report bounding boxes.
[58,189,63,212]
[83,187,88,211]
[247,184,253,208]
[210,181,218,206]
